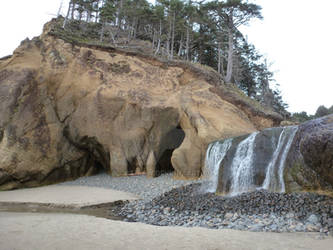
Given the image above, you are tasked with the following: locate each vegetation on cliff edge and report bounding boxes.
[47,0,288,119]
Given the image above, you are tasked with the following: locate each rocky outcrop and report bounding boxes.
[206,116,333,195]
[285,115,333,192]
[0,19,281,190]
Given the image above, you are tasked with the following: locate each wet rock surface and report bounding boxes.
[115,183,333,234]
[285,114,333,192]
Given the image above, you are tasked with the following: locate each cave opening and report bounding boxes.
[93,160,107,174]
[62,127,111,180]
[127,158,143,175]
[156,149,175,175]
[155,125,185,177]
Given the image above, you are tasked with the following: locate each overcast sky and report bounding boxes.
[1,0,332,115]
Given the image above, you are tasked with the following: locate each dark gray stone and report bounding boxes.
[285,115,333,192]
[307,214,319,224]
[116,183,333,233]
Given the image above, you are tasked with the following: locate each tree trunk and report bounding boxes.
[117,0,123,29]
[100,22,105,42]
[170,11,176,60]
[167,14,172,59]
[86,4,92,23]
[197,24,204,63]
[79,11,83,21]
[218,41,221,74]
[63,0,72,28]
[71,1,75,19]
[155,20,162,55]
[95,2,99,23]
[185,23,190,61]
[109,29,117,44]
[57,0,64,17]
[86,12,90,22]
[95,0,101,23]
[221,49,225,79]
[132,18,137,39]
[152,29,156,49]
[225,18,234,83]
[178,34,183,57]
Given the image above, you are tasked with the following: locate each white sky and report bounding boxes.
[1,0,332,115]
[240,0,333,115]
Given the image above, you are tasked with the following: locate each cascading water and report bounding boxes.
[204,126,298,195]
[262,126,298,192]
[203,139,232,192]
[229,132,259,195]
[277,127,298,192]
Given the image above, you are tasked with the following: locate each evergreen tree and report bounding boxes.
[328,105,333,114]
[315,105,329,118]
[205,0,262,83]
[291,112,310,123]
[99,0,117,42]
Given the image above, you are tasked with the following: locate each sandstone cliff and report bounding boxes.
[0,19,282,190]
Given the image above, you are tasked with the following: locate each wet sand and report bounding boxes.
[1,212,332,250]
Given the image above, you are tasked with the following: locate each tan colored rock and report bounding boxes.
[0,20,281,190]
[280,120,298,126]
[146,151,156,178]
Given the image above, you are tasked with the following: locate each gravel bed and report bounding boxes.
[59,173,333,235]
[116,183,333,234]
[59,172,201,201]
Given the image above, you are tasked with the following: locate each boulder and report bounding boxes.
[285,115,333,192]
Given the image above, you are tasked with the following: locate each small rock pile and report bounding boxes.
[116,183,333,233]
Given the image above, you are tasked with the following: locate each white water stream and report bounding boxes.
[204,139,232,193]
[204,126,298,195]
[228,132,259,195]
[262,126,298,192]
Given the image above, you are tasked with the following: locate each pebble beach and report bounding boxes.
[60,173,333,235]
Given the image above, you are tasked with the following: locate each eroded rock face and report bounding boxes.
[0,21,280,190]
[285,115,333,192]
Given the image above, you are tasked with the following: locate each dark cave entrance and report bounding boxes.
[63,127,111,178]
[82,140,110,176]
[93,160,107,174]
[156,149,174,175]
[155,125,185,176]
[127,157,145,175]
[81,151,109,176]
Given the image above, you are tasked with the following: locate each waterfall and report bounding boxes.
[229,132,259,196]
[277,126,298,192]
[262,126,298,192]
[204,126,298,196]
[203,139,232,192]
[262,129,288,191]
